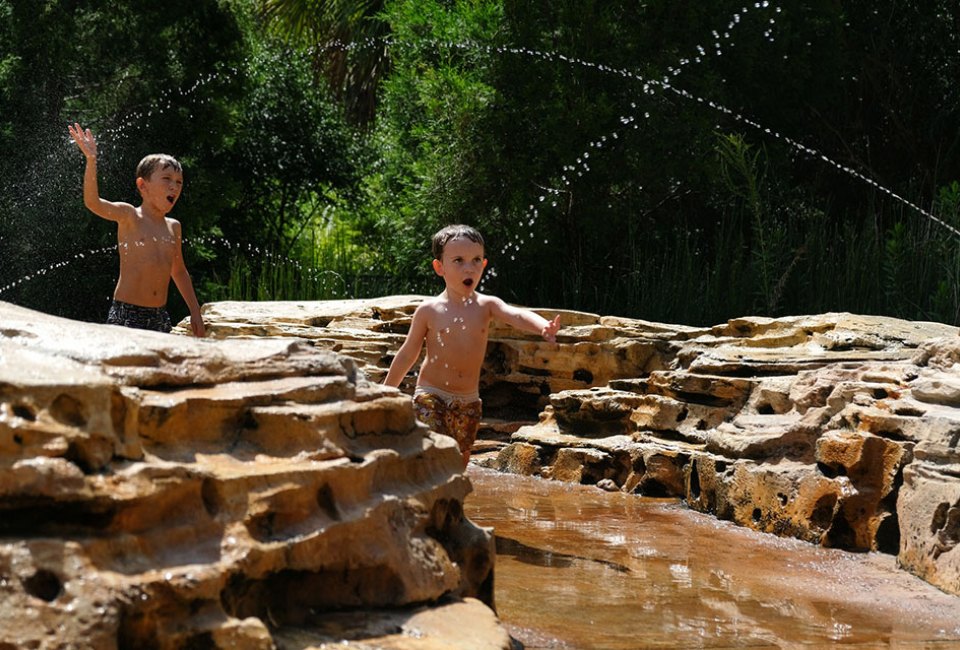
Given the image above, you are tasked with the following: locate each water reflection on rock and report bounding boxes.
[466,467,960,649]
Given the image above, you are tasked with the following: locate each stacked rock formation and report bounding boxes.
[196,298,960,598]
[0,301,506,649]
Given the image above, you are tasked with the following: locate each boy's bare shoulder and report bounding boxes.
[473,291,506,310]
[415,294,448,311]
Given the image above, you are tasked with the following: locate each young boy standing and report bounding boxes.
[384,224,561,466]
[68,123,205,336]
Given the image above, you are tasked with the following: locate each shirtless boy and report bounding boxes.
[68,123,205,336]
[384,224,561,466]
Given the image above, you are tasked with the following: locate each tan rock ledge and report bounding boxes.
[0,301,503,650]
[189,297,960,599]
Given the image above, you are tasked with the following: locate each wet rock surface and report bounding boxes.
[196,299,960,598]
[0,301,500,649]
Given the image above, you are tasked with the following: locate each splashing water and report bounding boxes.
[0,236,348,300]
[377,3,960,262]
[5,10,955,306]
[469,2,960,260]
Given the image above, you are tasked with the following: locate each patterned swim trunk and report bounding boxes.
[413,386,482,454]
[107,300,173,333]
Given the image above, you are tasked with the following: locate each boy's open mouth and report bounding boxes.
[167,195,176,204]
[463,278,474,287]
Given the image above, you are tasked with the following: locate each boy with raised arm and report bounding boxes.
[68,123,205,336]
[384,224,561,466]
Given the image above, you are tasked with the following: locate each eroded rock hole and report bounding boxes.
[49,394,88,427]
[816,462,845,479]
[201,478,221,518]
[222,568,406,624]
[931,502,951,533]
[248,512,276,542]
[824,513,857,549]
[241,409,258,430]
[316,484,341,521]
[640,479,670,498]
[12,403,36,421]
[572,368,593,383]
[688,461,701,500]
[22,569,62,602]
[810,494,837,530]
[875,513,900,555]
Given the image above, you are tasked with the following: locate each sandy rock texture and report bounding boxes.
[194,298,960,597]
[0,301,503,650]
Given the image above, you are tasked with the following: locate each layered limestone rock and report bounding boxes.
[194,299,960,598]
[0,301,504,650]
[492,313,960,597]
[198,297,687,419]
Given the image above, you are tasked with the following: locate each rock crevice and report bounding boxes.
[199,299,960,598]
[0,301,500,649]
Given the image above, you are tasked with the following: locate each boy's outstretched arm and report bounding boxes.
[68,123,134,223]
[384,307,429,387]
[489,297,561,342]
[170,221,206,337]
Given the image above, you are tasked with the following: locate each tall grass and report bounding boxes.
[205,211,960,327]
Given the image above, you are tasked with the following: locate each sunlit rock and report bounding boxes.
[0,301,501,649]
[187,299,960,596]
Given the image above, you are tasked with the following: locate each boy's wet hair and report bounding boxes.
[432,224,484,259]
[136,154,182,181]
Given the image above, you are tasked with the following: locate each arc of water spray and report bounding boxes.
[305,9,795,272]
[0,237,349,299]
[482,1,787,258]
[401,3,960,244]
[484,4,960,241]
[185,235,349,297]
[0,245,119,296]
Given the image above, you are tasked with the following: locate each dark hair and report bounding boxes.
[432,224,484,259]
[136,153,182,180]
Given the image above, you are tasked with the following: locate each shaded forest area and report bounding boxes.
[1,1,958,326]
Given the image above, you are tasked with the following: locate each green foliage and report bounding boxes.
[256,0,390,124]
[2,0,960,327]
[351,0,504,287]
[0,0,249,321]
[350,0,960,324]
[0,0,368,322]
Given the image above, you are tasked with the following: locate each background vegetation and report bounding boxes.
[1,0,958,326]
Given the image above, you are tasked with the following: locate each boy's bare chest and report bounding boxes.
[429,307,489,348]
[117,219,175,263]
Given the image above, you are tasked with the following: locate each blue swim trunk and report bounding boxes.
[107,300,173,333]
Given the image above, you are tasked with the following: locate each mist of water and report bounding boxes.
[3,4,955,305]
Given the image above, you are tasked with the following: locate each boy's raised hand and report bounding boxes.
[68,123,97,160]
[541,314,561,342]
